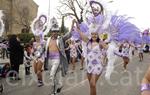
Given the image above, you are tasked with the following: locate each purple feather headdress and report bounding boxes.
[109,15,142,43]
[71,22,89,41]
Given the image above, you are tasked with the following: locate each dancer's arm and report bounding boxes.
[63,19,75,41]
[75,22,89,43]
[99,41,108,49]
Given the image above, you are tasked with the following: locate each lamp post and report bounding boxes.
[48,0,50,22]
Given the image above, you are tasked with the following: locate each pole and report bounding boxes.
[48,0,51,22]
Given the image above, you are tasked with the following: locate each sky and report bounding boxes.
[33,0,150,31]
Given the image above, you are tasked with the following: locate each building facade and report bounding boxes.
[0,0,38,35]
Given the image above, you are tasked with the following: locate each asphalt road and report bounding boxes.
[0,52,149,95]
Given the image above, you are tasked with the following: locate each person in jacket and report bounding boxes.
[9,35,24,80]
[45,17,72,94]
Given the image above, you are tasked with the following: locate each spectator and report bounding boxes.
[24,44,33,75]
[143,44,149,53]
[9,35,24,80]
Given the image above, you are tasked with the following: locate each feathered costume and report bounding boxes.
[30,14,47,62]
[142,29,150,44]
[75,0,142,80]
[31,14,48,40]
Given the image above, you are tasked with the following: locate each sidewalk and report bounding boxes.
[0,58,9,64]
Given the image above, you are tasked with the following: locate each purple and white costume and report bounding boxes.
[86,42,104,75]
[122,43,130,57]
[70,44,77,58]
[33,42,45,63]
[137,45,143,54]
[141,84,150,92]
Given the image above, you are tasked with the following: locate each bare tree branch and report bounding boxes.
[75,0,83,10]
[58,0,88,23]
[57,9,75,17]
[64,13,76,17]
[59,0,74,11]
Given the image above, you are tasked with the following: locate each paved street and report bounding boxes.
[0,52,150,95]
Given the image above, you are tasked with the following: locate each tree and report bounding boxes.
[60,16,69,34]
[12,0,31,33]
[57,0,114,23]
[57,0,87,24]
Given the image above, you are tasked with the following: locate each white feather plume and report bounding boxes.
[30,14,47,36]
[105,41,118,80]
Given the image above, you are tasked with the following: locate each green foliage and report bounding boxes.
[7,33,34,44]
[60,16,69,35]
[18,33,34,43]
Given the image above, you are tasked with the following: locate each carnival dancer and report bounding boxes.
[65,38,78,73]
[121,41,131,70]
[77,0,106,71]
[45,17,72,94]
[32,35,45,87]
[71,23,88,70]
[31,15,47,87]
[76,40,84,69]
[141,66,150,95]
[76,21,106,95]
[68,22,84,72]
[137,44,144,62]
